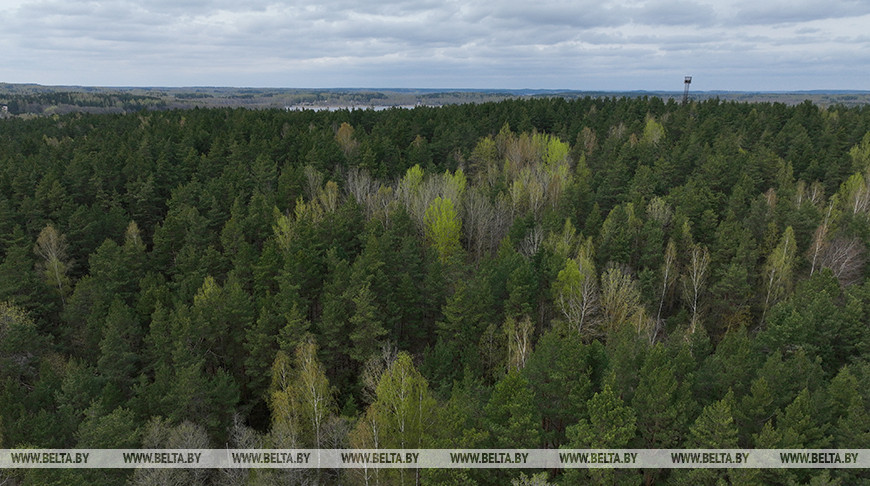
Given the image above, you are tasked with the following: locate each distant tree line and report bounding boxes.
[0,92,166,115]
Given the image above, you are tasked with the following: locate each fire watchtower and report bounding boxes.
[683,76,692,105]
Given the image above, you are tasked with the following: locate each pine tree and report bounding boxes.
[348,280,387,365]
[0,227,48,315]
[561,384,640,486]
[484,370,541,448]
[523,330,599,447]
[97,299,141,409]
[671,391,761,485]
[632,344,695,449]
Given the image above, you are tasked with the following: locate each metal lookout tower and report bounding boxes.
[682,76,692,105]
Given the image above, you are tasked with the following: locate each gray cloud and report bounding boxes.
[732,0,870,25]
[1,0,868,89]
[630,0,719,26]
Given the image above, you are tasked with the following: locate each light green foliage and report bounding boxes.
[471,135,498,168]
[641,115,666,146]
[335,122,360,158]
[34,223,72,305]
[442,168,467,205]
[838,172,870,214]
[553,248,598,334]
[424,196,462,264]
[681,243,710,334]
[497,130,572,217]
[402,164,425,192]
[317,180,340,214]
[350,350,437,477]
[268,350,296,438]
[269,339,335,448]
[397,164,426,221]
[272,207,295,253]
[543,135,570,167]
[544,218,579,260]
[374,352,437,448]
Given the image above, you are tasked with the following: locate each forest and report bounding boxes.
[5,83,870,116]
[1,96,870,485]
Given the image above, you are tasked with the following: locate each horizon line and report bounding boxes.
[2,82,869,95]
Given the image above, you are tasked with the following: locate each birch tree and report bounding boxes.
[505,315,534,372]
[808,199,865,286]
[351,352,436,485]
[599,266,653,340]
[681,244,710,334]
[808,201,835,276]
[269,339,335,449]
[268,350,299,443]
[464,187,511,259]
[840,172,870,214]
[34,223,72,305]
[819,237,866,286]
[335,122,360,158]
[553,248,598,335]
[762,226,797,323]
[464,187,496,259]
[657,239,678,324]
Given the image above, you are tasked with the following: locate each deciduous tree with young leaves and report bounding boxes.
[34,223,72,306]
[424,196,463,265]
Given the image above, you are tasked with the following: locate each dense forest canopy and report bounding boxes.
[1,96,870,485]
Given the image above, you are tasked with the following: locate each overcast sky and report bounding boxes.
[2,0,869,90]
